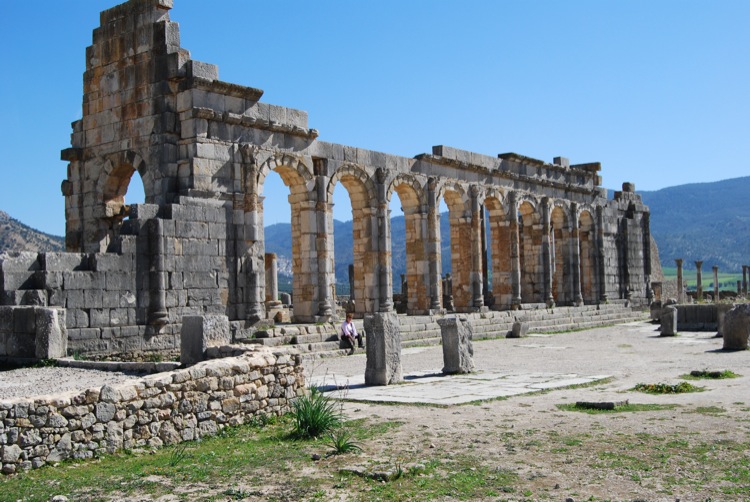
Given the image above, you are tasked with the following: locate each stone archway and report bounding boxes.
[550,204,572,305]
[579,209,596,303]
[518,199,543,303]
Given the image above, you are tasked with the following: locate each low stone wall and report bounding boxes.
[0,349,305,474]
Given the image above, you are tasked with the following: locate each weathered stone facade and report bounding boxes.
[1,0,652,356]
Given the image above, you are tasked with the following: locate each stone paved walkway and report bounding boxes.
[310,369,610,405]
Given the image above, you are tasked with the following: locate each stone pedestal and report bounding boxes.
[437,317,475,374]
[660,305,677,336]
[180,314,231,366]
[34,307,67,359]
[364,312,402,385]
[716,303,735,338]
[723,304,750,350]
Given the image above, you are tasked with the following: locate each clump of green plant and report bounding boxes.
[327,428,362,455]
[557,403,678,414]
[168,443,190,467]
[633,382,702,394]
[290,388,341,438]
[684,369,740,380]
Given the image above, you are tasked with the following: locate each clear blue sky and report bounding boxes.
[1,1,747,236]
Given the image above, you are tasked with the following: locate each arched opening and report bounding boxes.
[101,163,146,251]
[484,195,511,308]
[261,172,292,297]
[550,206,571,304]
[579,210,596,303]
[518,201,543,303]
[443,187,472,311]
[439,198,452,311]
[329,168,377,317]
[390,180,427,314]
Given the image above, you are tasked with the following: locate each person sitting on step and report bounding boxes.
[340,313,363,354]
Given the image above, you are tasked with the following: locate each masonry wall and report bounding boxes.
[0,350,304,474]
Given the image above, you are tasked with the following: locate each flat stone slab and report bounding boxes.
[310,370,610,405]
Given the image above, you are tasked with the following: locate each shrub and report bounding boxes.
[633,382,702,394]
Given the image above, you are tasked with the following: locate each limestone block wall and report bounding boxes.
[0,350,304,474]
[0,307,67,359]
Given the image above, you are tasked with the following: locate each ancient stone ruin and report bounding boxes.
[1,0,653,360]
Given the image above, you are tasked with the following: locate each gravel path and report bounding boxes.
[0,366,142,402]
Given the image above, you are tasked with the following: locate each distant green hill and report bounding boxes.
[638,176,750,272]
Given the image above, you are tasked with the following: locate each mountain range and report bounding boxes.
[2,176,748,283]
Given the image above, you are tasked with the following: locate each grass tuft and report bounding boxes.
[683,369,740,380]
[633,382,703,394]
[289,388,341,439]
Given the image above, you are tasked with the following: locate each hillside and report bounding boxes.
[639,176,750,272]
[0,210,64,255]
[3,176,747,286]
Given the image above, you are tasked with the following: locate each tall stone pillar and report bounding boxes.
[642,211,652,303]
[240,146,265,322]
[375,168,393,312]
[314,160,333,320]
[426,178,442,311]
[675,259,684,303]
[147,218,168,327]
[469,185,484,310]
[541,198,554,307]
[596,206,609,303]
[264,253,281,308]
[713,265,719,303]
[695,260,703,302]
[743,266,748,296]
[570,204,584,306]
[508,192,522,308]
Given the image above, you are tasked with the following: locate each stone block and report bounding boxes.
[40,253,88,271]
[180,314,230,366]
[364,312,402,385]
[660,305,678,336]
[34,307,67,359]
[723,304,750,350]
[507,320,528,338]
[437,316,475,374]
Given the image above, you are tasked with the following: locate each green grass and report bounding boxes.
[682,370,740,380]
[289,388,342,439]
[633,382,703,394]
[661,267,742,290]
[556,403,679,414]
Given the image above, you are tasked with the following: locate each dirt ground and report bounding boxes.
[3,320,749,500]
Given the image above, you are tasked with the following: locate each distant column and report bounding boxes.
[469,185,484,310]
[541,198,554,307]
[375,168,393,312]
[743,266,748,296]
[675,259,684,303]
[426,178,442,311]
[571,203,583,306]
[712,265,719,303]
[509,192,522,308]
[695,261,703,302]
[264,253,281,308]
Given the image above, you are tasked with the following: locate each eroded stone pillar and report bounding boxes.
[147,218,168,327]
[375,168,393,312]
[509,192,522,308]
[314,160,333,320]
[712,265,719,303]
[364,312,402,385]
[240,149,265,322]
[469,185,484,310]
[570,204,583,306]
[437,316,475,374]
[675,259,684,304]
[426,178,442,311]
[264,253,281,308]
[743,266,748,296]
[542,198,554,307]
[695,260,703,302]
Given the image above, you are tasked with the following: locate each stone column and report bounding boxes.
[675,259,684,304]
[743,266,748,296]
[364,312,402,385]
[570,204,583,306]
[596,206,609,303]
[264,253,281,308]
[375,168,393,312]
[426,178,442,311]
[469,185,484,310]
[508,192,522,308]
[147,218,168,327]
[712,265,719,303]
[695,260,703,302]
[314,160,333,320]
[541,197,554,307]
[240,148,265,322]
